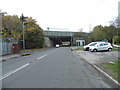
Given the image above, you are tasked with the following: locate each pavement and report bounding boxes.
[0,48,49,62]
[0,53,30,62]
[1,54,21,61]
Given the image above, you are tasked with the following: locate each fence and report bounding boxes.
[0,37,20,55]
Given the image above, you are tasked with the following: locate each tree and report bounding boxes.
[109,17,120,28]
[2,15,22,41]
[112,36,120,45]
[89,25,119,43]
[20,17,45,49]
[90,25,106,41]
[103,25,118,42]
[2,13,45,49]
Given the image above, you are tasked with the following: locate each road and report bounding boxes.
[2,47,113,88]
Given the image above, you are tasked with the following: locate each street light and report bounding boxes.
[71,32,72,46]
[20,13,26,50]
[22,21,29,50]
[47,27,49,31]
[0,10,2,31]
[22,22,25,50]
[21,14,33,50]
[0,10,7,31]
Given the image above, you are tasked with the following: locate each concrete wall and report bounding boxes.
[44,37,53,47]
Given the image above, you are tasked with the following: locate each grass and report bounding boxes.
[112,48,120,51]
[20,48,47,53]
[100,61,120,82]
[20,49,40,53]
[74,47,84,51]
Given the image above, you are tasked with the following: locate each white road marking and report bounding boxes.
[0,54,48,80]
[0,63,30,80]
[37,54,47,60]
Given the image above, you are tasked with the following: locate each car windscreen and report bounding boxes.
[89,43,97,46]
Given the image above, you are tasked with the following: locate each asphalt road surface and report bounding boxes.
[2,47,114,88]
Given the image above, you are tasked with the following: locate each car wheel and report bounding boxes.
[93,49,97,52]
[108,48,112,51]
[86,47,89,51]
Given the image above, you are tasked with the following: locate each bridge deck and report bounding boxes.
[44,31,75,37]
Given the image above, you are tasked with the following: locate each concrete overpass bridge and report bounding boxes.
[44,30,74,37]
[44,30,85,47]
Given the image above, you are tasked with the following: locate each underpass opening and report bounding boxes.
[49,36,72,47]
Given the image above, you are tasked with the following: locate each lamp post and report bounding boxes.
[22,22,25,50]
[0,10,2,31]
[47,27,49,31]
[21,13,26,50]
[21,14,32,50]
[0,10,7,31]
[71,32,72,46]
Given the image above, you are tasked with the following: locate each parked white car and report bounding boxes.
[83,42,100,51]
[89,42,113,52]
[55,44,60,48]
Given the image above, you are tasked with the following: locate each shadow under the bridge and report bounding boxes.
[49,36,72,47]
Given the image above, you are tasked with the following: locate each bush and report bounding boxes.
[113,36,120,45]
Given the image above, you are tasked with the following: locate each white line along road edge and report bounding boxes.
[0,63,30,80]
[0,54,48,80]
[93,64,120,86]
[79,53,120,86]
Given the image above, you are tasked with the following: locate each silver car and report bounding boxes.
[83,42,99,51]
[89,42,113,52]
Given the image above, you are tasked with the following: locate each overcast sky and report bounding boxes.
[1,0,119,32]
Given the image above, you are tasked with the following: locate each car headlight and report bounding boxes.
[83,46,87,48]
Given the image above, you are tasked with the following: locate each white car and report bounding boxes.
[89,42,113,52]
[83,42,99,51]
[55,44,60,48]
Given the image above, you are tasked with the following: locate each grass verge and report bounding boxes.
[112,48,120,51]
[74,47,84,51]
[20,47,48,53]
[97,61,120,83]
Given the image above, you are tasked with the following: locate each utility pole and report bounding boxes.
[89,24,92,33]
[22,22,25,50]
[0,10,2,31]
[118,1,120,28]
[0,10,7,34]
[21,13,25,50]
[47,27,49,31]
[71,32,72,46]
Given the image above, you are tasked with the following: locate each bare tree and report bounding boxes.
[109,17,120,28]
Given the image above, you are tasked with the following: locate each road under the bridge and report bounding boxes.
[49,36,72,46]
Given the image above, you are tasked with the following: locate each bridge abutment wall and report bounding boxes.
[44,37,53,47]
